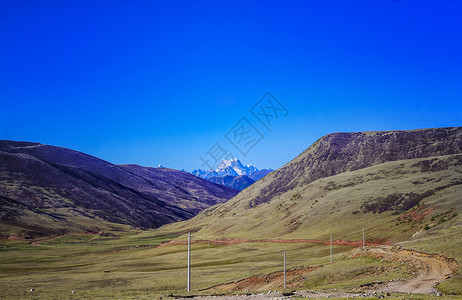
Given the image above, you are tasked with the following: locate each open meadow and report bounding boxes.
[1,228,461,299]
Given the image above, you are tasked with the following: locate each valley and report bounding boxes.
[1,127,462,298]
[3,0,461,297]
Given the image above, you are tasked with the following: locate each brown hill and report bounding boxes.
[249,127,462,208]
[0,141,238,237]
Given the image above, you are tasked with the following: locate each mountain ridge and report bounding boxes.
[248,127,462,208]
[192,158,273,190]
[207,175,256,191]
[192,158,272,179]
[0,140,239,237]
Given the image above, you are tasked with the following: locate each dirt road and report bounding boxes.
[209,245,457,294]
[366,246,457,294]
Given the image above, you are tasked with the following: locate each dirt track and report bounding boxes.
[367,246,457,294]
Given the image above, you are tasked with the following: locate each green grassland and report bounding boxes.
[0,229,459,299]
[0,231,416,299]
[1,154,461,298]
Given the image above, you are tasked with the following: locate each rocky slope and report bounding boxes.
[248,127,462,208]
[248,169,273,181]
[0,141,239,237]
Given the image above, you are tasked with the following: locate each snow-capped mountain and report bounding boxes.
[191,158,273,190]
[191,158,272,182]
[216,158,256,176]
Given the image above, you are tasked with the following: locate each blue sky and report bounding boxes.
[1,0,461,171]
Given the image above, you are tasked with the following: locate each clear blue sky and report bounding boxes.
[1,1,461,171]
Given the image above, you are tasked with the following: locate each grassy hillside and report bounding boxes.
[246,127,462,209]
[164,154,462,242]
[160,152,462,293]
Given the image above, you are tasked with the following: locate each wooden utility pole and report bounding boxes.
[283,251,286,289]
[187,232,191,292]
[363,228,365,248]
[330,235,333,263]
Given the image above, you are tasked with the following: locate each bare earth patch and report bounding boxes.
[208,266,321,291]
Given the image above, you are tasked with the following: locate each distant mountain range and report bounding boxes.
[0,141,239,237]
[191,158,273,190]
[207,175,256,191]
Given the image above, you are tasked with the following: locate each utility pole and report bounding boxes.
[283,251,286,289]
[330,235,333,264]
[187,232,191,292]
[363,228,365,248]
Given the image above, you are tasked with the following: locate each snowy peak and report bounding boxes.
[191,158,273,190]
[217,158,250,176]
[217,158,245,172]
[191,169,207,177]
[245,164,258,174]
[192,158,272,180]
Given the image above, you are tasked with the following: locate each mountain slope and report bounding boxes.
[164,127,462,242]
[207,175,255,191]
[248,169,272,181]
[0,141,239,237]
[248,127,462,208]
[118,164,239,213]
[174,153,462,239]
